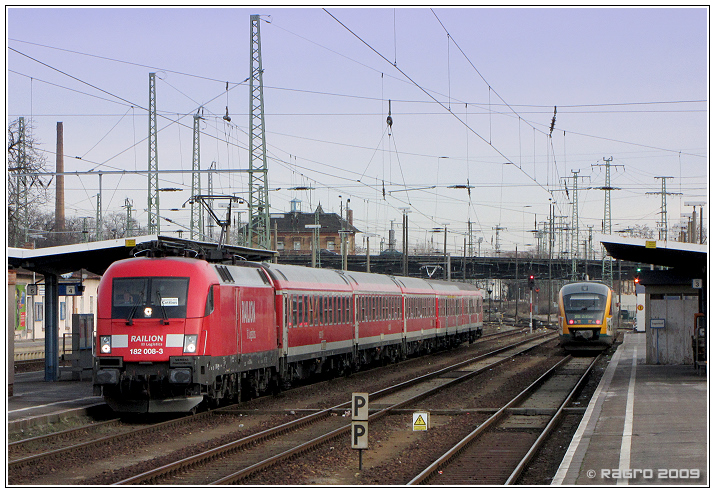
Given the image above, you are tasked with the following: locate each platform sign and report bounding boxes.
[59,283,83,296]
[413,411,430,431]
[352,392,369,421]
[650,318,666,329]
[352,421,369,449]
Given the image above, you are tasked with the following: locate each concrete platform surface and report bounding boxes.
[552,332,708,485]
[7,370,105,432]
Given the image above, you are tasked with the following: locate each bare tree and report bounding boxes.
[7,118,51,247]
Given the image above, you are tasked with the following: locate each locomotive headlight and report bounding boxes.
[100,336,111,354]
[183,334,198,353]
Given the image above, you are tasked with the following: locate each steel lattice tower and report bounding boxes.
[16,116,28,246]
[248,14,271,250]
[591,156,619,286]
[570,170,580,281]
[647,177,680,241]
[190,110,202,240]
[147,72,160,234]
[96,191,102,240]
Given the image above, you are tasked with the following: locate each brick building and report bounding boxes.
[270,201,359,256]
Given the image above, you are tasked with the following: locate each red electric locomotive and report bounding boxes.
[94,254,483,413]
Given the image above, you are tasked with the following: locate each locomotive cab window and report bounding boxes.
[112,277,189,320]
[204,285,215,316]
[563,293,607,325]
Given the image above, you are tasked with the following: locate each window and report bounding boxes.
[205,285,215,316]
[293,239,301,251]
[327,240,335,251]
[277,240,285,250]
[112,277,189,320]
[329,296,334,324]
[35,302,43,321]
[308,296,315,325]
[291,294,298,327]
[298,296,304,326]
[60,301,66,321]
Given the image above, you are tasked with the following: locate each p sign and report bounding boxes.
[352,392,369,421]
[352,421,368,449]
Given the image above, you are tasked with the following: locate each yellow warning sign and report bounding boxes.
[645,240,657,249]
[413,411,429,431]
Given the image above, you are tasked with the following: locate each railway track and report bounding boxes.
[408,354,600,485]
[8,327,546,485]
[8,412,219,474]
[116,332,556,485]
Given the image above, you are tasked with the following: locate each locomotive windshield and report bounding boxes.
[112,277,189,320]
[563,293,607,325]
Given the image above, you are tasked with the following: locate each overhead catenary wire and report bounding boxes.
[324,9,555,200]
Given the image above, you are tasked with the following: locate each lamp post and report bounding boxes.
[365,233,377,273]
[399,208,411,276]
[339,229,351,271]
[305,224,321,268]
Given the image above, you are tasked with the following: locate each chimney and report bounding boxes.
[347,208,353,226]
[55,122,65,232]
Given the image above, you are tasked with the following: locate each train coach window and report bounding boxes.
[329,296,335,324]
[291,295,298,327]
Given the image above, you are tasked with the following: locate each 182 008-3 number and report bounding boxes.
[130,348,163,355]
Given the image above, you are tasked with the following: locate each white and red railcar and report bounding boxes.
[93,256,483,413]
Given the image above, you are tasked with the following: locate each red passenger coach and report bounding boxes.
[94,252,484,414]
[265,264,355,380]
[430,280,483,345]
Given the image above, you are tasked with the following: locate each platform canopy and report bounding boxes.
[7,235,277,276]
[597,234,707,275]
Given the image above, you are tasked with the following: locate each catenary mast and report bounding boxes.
[248,14,271,250]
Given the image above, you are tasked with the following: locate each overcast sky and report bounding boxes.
[7,6,707,255]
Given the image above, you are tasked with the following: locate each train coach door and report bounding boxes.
[282,293,289,354]
[353,294,359,344]
[235,289,242,358]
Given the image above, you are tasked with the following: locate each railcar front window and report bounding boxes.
[112,277,189,320]
[564,293,607,325]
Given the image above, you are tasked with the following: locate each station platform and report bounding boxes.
[7,370,106,433]
[552,331,708,485]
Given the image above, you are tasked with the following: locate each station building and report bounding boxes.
[269,200,360,256]
[12,268,100,343]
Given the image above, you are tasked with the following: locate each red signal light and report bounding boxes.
[568,319,574,325]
